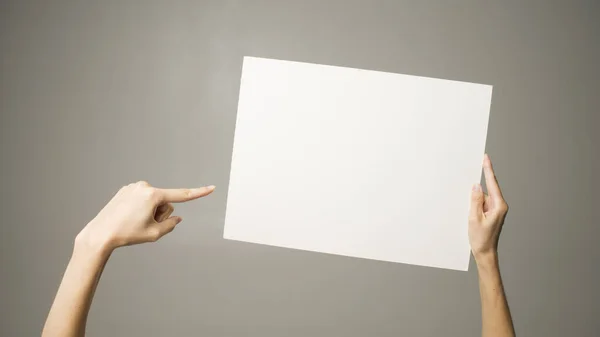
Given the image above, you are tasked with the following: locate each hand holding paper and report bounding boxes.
[468,155,515,337]
[468,154,509,260]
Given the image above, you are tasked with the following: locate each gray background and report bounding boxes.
[1,0,598,336]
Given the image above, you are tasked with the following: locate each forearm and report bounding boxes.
[476,253,515,337]
[42,239,112,337]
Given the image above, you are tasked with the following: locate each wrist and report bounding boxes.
[473,250,499,268]
[74,229,115,260]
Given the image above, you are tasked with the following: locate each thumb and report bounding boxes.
[469,184,484,221]
[155,216,183,239]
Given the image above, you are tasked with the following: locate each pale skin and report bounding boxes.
[42,155,514,337]
[41,181,216,337]
[469,154,515,337]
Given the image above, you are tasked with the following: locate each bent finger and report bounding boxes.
[155,203,174,222]
[155,216,183,239]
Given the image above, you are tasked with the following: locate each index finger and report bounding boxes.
[157,185,216,203]
[482,154,504,199]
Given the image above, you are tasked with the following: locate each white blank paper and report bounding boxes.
[223,56,492,271]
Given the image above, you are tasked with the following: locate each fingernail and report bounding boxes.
[206,185,216,191]
[472,184,482,192]
[176,217,183,224]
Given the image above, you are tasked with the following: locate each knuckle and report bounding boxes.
[144,188,158,199]
[148,228,162,242]
[136,180,150,187]
[498,202,509,213]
